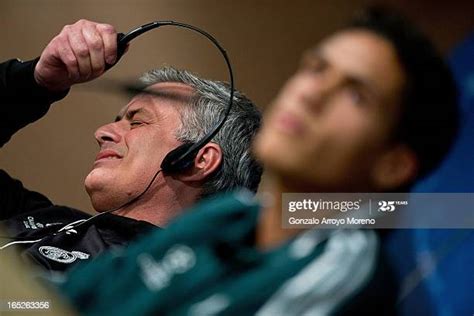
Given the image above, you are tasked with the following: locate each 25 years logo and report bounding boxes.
[378,200,408,212]
[378,201,396,212]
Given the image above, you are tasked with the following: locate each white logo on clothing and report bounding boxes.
[23,216,62,229]
[138,244,196,291]
[38,246,90,264]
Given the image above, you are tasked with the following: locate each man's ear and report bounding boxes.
[177,143,222,182]
[371,144,418,191]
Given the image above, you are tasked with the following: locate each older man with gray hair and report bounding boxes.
[0,19,262,272]
[139,67,262,200]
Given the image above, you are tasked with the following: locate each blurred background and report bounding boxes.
[0,0,473,213]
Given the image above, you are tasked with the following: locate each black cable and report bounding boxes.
[67,168,163,232]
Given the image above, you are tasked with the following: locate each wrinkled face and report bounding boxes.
[254,30,406,191]
[84,82,194,211]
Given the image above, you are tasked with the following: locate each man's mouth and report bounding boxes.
[272,110,307,136]
[95,150,123,162]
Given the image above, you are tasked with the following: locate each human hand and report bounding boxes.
[34,19,121,91]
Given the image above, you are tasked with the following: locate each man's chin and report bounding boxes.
[84,167,114,191]
[85,176,112,212]
[89,195,118,213]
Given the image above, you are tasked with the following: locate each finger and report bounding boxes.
[67,25,92,79]
[56,36,80,82]
[82,25,105,76]
[96,23,117,65]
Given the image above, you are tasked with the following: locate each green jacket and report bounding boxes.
[60,190,393,315]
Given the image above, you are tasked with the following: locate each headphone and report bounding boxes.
[108,21,234,174]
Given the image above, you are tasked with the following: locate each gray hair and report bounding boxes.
[140,67,263,198]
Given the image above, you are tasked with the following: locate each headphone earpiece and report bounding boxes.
[160,143,197,174]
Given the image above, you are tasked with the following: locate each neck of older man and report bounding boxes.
[111,181,202,227]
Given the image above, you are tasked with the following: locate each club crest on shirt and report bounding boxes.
[38,246,90,264]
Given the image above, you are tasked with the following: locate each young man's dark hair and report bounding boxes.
[348,6,459,181]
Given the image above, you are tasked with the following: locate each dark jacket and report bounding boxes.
[0,58,157,272]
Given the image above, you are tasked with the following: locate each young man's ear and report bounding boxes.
[371,144,418,191]
[177,143,222,182]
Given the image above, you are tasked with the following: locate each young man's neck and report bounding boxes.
[256,175,305,250]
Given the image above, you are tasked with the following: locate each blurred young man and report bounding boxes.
[61,8,458,315]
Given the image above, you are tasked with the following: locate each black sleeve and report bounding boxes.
[0,58,69,218]
[0,58,69,147]
[0,170,53,220]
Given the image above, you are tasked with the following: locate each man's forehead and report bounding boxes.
[118,82,195,117]
[307,29,405,96]
[147,81,196,96]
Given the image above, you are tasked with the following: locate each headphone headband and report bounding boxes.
[108,21,234,173]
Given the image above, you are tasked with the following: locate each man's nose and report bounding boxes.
[94,122,122,145]
[298,70,344,114]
